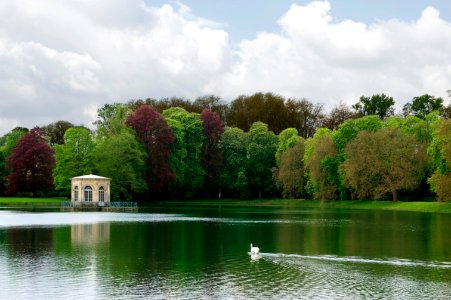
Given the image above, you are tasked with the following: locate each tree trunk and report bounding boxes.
[258,188,262,199]
[392,188,398,201]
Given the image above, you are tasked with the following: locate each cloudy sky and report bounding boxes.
[1,0,450,135]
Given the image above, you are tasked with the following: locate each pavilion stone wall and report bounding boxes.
[71,178,111,203]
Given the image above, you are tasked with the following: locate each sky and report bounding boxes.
[0,0,451,135]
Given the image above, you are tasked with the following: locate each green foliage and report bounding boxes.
[219,127,249,198]
[385,116,433,143]
[333,116,384,153]
[163,107,204,197]
[428,119,451,200]
[343,127,428,201]
[0,128,28,195]
[403,94,444,119]
[304,128,338,200]
[165,118,187,193]
[94,103,131,138]
[93,129,147,201]
[352,93,395,119]
[53,127,95,193]
[275,140,306,199]
[246,122,278,198]
[275,128,301,165]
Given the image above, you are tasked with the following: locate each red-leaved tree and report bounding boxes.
[126,105,175,196]
[200,109,224,191]
[6,128,55,197]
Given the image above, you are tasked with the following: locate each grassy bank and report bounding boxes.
[0,197,67,207]
[148,199,451,214]
[2,197,451,213]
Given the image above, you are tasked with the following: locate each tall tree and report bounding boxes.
[352,93,395,119]
[428,119,451,201]
[219,127,249,198]
[53,127,95,193]
[44,120,74,145]
[94,103,131,138]
[227,93,289,134]
[343,127,428,201]
[323,102,356,130]
[275,140,306,199]
[402,94,444,119]
[200,109,224,195]
[163,107,204,197]
[275,128,301,165]
[285,98,324,138]
[5,128,55,197]
[0,127,28,195]
[93,129,147,201]
[126,105,174,197]
[304,128,338,200]
[246,122,278,198]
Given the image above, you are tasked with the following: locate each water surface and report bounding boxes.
[1,207,451,299]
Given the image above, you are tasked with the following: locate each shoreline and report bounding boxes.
[1,197,451,214]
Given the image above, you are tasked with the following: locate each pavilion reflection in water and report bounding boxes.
[71,223,110,246]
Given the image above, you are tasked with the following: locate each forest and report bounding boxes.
[0,91,450,202]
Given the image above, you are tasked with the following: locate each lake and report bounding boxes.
[1,205,451,299]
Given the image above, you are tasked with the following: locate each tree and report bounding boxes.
[246,122,278,198]
[402,94,444,119]
[165,118,187,196]
[219,127,249,198]
[94,103,131,138]
[428,119,451,201]
[304,128,338,200]
[352,93,395,119]
[285,98,324,138]
[0,127,28,195]
[343,127,428,201]
[275,140,306,199]
[5,128,55,197]
[44,120,74,145]
[126,105,174,197]
[193,95,229,122]
[275,128,301,165]
[323,102,356,130]
[53,127,95,193]
[227,93,289,134]
[163,107,204,197]
[93,129,147,201]
[200,109,224,195]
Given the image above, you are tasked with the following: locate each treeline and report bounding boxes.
[0,91,451,201]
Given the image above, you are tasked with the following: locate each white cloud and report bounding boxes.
[0,1,450,135]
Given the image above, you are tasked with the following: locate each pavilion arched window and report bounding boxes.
[99,186,105,202]
[74,186,79,201]
[84,186,93,202]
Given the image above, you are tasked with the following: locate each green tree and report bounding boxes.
[428,119,451,201]
[163,107,204,197]
[402,94,444,119]
[53,127,95,193]
[275,140,306,199]
[93,129,147,201]
[246,122,278,198]
[94,103,131,138]
[304,128,338,200]
[275,128,301,165]
[219,127,249,198]
[343,127,428,201]
[352,93,395,119]
[165,118,187,196]
[44,120,74,145]
[0,127,28,195]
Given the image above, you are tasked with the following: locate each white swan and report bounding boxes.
[250,243,260,254]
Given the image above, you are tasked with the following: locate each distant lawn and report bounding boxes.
[0,197,67,205]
